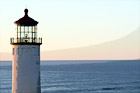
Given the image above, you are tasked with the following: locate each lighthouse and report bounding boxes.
[10,9,42,93]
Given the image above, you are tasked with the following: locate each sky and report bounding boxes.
[0,0,140,53]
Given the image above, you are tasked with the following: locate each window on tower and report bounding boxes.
[12,48,15,55]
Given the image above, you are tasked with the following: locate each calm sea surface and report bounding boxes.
[0,60,140,93]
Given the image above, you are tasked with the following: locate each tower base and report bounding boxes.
[12,45,41,93]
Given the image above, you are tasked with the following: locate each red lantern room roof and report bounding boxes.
[14,9,38,26]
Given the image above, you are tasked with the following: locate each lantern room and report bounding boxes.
[10,9,42,45]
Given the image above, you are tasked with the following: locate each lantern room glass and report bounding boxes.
[16,25,37,43]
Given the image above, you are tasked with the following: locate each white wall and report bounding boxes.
[12,45,41,93]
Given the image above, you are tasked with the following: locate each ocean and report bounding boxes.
[0,60,140,93]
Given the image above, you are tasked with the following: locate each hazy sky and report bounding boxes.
[0,0,140,53]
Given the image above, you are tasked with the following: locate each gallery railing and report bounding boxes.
[10,37,42,44]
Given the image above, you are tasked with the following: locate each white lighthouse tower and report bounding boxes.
[10,9,42,93]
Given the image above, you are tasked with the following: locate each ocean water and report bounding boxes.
[0,60,140,93]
